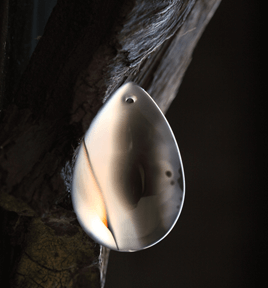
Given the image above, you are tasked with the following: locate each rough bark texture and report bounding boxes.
[0,0,221,287]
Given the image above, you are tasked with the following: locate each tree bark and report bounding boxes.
[0,0,221,287]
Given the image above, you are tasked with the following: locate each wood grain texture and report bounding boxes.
[0,0,221,287]
[142,0,222,113]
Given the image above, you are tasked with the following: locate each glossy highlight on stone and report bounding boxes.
[71,82,185,252]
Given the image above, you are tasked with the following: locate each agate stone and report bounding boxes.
[71,82,185,252]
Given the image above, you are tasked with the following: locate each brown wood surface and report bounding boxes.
[0,0,221,287]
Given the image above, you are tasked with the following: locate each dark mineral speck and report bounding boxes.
[165,171,172,177]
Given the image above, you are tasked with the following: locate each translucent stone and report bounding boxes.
[71,82,185,252]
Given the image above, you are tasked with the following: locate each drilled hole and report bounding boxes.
[126,97,134,103]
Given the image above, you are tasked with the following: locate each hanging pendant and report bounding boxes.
[71,82,185,252]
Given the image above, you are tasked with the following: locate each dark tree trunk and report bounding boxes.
[0,0,221,287]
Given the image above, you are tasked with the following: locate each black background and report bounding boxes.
[106,1,265,287]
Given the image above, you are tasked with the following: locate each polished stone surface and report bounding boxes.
[72,82,185,251]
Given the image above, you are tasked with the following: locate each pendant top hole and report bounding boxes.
[126,97,134,103]
[125,95,137,103]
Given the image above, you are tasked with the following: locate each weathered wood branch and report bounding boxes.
[0,0,221,287]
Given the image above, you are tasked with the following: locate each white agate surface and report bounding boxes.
[72,82,185,252]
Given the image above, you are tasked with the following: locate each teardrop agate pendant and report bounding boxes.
[71,82,185,252]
